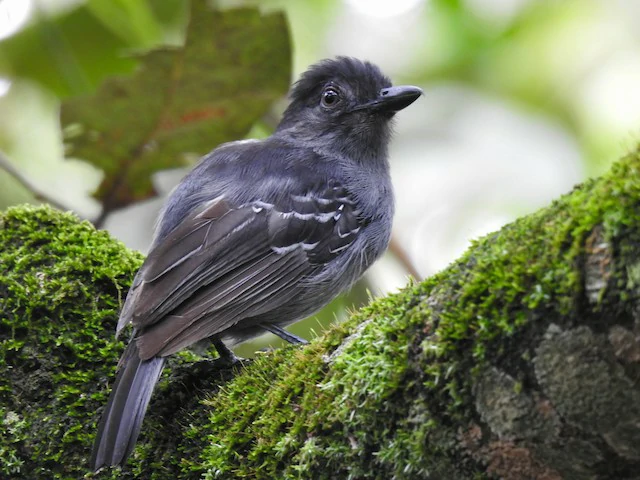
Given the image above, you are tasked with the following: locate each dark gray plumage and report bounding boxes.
[90,57,422,470]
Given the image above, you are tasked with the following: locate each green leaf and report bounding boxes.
[0,0,170,96]
[60,1,291,212]
[86,0,163,47]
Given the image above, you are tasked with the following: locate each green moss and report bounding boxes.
[185,150,639,478]
[0,408,28,475]
[0,149,638,479]
[0,206,142,478]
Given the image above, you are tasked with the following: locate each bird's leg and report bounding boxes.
[212,338,242,365]
[260,323,308,345]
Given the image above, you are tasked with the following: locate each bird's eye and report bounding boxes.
[321,86,341,108]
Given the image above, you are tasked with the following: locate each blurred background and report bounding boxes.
[0,0,638,354]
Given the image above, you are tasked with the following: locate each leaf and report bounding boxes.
[86,0,163,47]
[60,1,291,213]
[0,0,169,96]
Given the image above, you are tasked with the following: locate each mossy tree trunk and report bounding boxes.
[0,151,639,480]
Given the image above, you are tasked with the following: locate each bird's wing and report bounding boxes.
[122,182,364,360]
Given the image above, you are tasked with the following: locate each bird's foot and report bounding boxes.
[212,339,245,366]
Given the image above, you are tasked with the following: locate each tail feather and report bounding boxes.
[91,340,165,470]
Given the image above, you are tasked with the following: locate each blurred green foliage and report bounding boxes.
[1,0,290,216]
[0,1,157,96]
[0,0,635,214]
[419,0,636,172]
[60,1,290,214]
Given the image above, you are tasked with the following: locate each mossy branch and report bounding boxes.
[1,149,639,479]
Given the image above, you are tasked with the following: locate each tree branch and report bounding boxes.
[0,149,639,479]
[389,234,422,279]
[0,150,70,212]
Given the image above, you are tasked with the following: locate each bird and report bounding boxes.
[90,56,422,470]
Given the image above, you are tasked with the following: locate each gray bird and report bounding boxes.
[91,56,422,470]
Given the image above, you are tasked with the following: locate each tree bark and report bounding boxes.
[0,150,638,479]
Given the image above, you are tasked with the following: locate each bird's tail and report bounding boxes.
[90,339,165,470]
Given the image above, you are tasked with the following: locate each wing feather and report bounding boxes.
[125,180,367,361]
[130,203,268,328]
[137,251,308,359]
[164,260,309,355]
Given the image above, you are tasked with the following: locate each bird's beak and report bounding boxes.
[354,85,423,113]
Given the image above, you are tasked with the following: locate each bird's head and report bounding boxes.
[276,57,422,160]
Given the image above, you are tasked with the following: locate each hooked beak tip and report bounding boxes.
[355,85,423,113]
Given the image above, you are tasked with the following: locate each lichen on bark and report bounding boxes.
[0,148,638,479]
